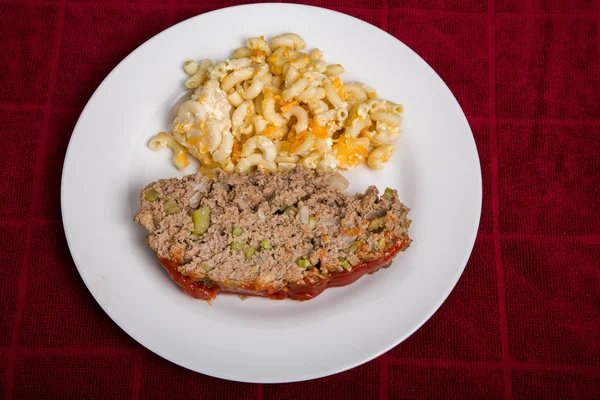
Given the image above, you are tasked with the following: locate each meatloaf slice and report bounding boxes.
[134,167,411,301]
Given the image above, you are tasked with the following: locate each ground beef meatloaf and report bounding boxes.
[134,167,411,301]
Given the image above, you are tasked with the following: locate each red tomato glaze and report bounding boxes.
[159,237,409,302]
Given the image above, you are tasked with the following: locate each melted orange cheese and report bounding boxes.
[308,120,328,139]
[334,135,368,168]
[287,130,311,153]
[230,142,241,164]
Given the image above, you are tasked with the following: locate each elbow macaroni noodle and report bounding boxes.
[149,33,404,173]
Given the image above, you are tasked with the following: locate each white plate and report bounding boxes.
[62,4,481,383]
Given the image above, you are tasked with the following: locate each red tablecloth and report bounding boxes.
[1,0,599,398]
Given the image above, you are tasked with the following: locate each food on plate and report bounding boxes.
[134,167,411,301]
[149,33,403,174]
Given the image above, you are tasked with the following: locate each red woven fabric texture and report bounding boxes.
[1,0,599,398]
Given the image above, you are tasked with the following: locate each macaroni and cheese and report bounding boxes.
[149,33,404,173]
